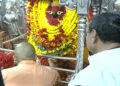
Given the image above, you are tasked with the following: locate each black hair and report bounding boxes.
[89,13,120,43]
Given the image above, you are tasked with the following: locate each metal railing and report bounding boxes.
[38,54,77,61]
[0,48,75,84]
[2,34,26,45]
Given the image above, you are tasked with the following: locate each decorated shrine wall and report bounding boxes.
[26,0,89,85]
[0,0,91,85]
[27,0,79,57]
[1,0,120,85]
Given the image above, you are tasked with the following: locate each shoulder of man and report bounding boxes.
[1,67,17,80]
[68,65,102,86]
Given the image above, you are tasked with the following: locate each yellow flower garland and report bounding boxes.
[26,0,79,56]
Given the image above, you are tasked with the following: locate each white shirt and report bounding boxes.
[68,48,120,86]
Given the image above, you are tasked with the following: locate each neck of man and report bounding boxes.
[94,42,120,54]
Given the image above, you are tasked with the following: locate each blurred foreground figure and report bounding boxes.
[0,69,4,86]
[69,13,120,86]
[2,42,59,86]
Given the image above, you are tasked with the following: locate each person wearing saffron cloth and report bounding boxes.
[2,42,59,86]
[68,13,120,86]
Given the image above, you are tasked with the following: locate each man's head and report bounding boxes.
[14,42,36,62]
[86,13,120,54]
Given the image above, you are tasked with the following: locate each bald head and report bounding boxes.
[14,42,36,61]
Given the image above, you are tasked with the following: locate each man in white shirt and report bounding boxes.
[68,13,120,86]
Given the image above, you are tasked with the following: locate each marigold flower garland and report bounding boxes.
[26,0,92,85]
[26,0,78,56]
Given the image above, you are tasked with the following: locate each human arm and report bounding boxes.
[44,67,59,86]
